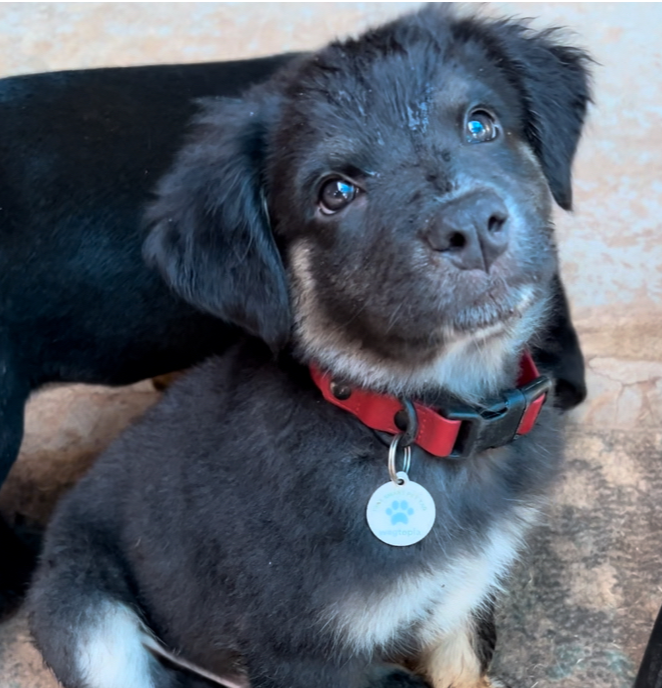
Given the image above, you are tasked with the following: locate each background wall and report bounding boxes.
[0,4,660,688]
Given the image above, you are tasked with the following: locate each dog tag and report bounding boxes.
[366,472,436,546]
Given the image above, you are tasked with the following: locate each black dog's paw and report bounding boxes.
[360,665,431,688]
[554,377,588,412]
[531,275,587,413]
[0,558,37,620]
[0,552,35,621]
[0,516,41,620]
[0,585,24,621]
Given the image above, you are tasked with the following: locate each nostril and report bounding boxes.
[449,232,466,250]
[487,214,506,233]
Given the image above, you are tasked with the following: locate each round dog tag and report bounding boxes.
[366,472,436,546]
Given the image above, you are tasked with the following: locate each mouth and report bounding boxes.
[441,284,536,343]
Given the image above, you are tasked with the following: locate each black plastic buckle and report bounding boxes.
[442,375,552,459]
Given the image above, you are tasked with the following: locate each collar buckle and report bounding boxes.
[442,375,552,459]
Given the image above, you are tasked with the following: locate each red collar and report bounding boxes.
[310,351,551,459]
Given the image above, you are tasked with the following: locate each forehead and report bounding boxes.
[282,26,522,159]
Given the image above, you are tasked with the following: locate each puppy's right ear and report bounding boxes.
[144,94,291,348]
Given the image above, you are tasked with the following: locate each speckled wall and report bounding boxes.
[1,4,661,688]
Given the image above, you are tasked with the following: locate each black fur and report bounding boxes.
[29,7,591,688]
[473,598,498,676]
[30,342,561,688]
[142,95,291,348]
[451,19,591,211]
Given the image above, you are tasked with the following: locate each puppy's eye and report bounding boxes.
[465,110,498,143]
[319,179,358,214]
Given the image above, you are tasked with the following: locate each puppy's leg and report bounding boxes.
[0,347,33,617]
[28,516,175,688]
[30,586,171,688]
[43,599,173,688]
[416,609,507,688]
[241,651,432,688]
[360,664,431,688]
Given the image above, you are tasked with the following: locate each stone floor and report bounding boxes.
[1,3,662,688]
[4,400,661,688]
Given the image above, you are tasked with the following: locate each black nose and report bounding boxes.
[424,191,509,272]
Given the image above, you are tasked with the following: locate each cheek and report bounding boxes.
[309,230,448,339]
[284,240,314,322]
[460,143,555,249]
[482,137,553,219]
[511,142,554,211]
[323,213,425,301]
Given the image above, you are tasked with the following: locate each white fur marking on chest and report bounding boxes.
[327,507,538,656]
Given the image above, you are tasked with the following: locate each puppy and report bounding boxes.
[0,19,585,614]
[27,6,592,688]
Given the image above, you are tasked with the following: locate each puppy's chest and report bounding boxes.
[326,507,536,655]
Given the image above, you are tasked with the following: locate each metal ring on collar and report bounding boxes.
[388,434,412,485]
[397,398,418,448]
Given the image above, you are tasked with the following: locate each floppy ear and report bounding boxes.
[480,21,593,210]
[143,94,291,348]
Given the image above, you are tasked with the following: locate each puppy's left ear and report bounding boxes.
[484,21,593,210]
[143,93,291,349]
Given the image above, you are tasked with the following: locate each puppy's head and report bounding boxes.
[145,7,591,400]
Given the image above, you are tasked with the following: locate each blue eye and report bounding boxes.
[466,110,497,143]
[319,178,359,214]
[468,120,485,136]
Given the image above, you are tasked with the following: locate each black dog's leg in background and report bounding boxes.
[532,273,588,411]
[0,518,37,618]
[634,603,662,688]
[0,340,33,617]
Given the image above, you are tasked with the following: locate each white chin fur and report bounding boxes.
[290,241,548,402]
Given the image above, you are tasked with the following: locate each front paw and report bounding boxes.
[361,665,431,688]
[482,677,511,688]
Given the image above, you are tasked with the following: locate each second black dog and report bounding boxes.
[0,52,295,612]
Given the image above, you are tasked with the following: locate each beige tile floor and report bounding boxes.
[1,3,661,687]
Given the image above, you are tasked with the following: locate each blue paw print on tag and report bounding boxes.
[386,500,414,525]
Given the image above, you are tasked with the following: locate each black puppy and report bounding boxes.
[28,7,591,688]
[0,13,585,613]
